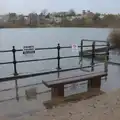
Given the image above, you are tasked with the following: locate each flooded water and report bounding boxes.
[0,64,120,118]
[0,28,119,102]
[0,28,112,76]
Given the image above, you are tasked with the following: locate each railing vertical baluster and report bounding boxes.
[57,43,61,70]
[79,40,83,67]
[104,42,110,73]
[12,46,19,101]
[13,46,17,75]
[91,41,95,71]
[107,42,110,61]
[80,40,83,63]
[57,71,60,78]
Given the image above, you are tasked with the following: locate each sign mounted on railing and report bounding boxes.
[23,46,35,54]
[72,44,79,52]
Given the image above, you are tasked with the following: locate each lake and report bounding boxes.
[0,27,119,101]
[0,28,112,76]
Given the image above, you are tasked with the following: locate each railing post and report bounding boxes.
[104,42,110,73]
[107,41,110,61]
[57,43,61,70]
[12,46,19,101]
[80,40,83,63]
[91,41,95,71]
[79,40,83,66]
[12,46,18,75]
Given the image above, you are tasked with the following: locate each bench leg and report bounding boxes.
[51,84,64,100]
[88,77,101,92]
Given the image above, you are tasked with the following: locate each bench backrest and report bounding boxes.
[42,71,107,88]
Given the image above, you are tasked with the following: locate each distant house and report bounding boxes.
[0,15,9,24]
[86,11,94,18]
[28,13,38,26]
[81,10,94,19]
[8,13,17,23]
[16,15,25,25]
[53,12,69,17]
[53,17,62,23]
[38,15,46,24]
[24,16,29,25]
[65,15,83,22]
[99,15,104,19]
[66,16,75,21]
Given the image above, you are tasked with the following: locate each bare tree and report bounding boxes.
[68,9,76,16]
[41,9,48,16]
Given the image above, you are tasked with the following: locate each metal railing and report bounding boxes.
[0,39,110,102]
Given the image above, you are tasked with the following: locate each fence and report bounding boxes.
[0,39,110,102]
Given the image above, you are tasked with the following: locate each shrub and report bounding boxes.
[108,29,120,49]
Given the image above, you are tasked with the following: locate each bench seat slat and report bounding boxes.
[42,71,107,88]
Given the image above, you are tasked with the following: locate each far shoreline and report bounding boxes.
[0,26,116,29]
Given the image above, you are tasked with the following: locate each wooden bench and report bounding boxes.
[42,71,107,100]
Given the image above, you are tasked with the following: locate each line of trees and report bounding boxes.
[2,9,120,28]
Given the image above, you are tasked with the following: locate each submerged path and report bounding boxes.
[1,88,120,120]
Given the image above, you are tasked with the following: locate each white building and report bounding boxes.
[0,15,9,24]
[53,17,62,23]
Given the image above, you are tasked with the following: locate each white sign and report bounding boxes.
[72,44,79,52]
[23,46,35,54]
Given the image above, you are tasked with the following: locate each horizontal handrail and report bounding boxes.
[0,65,101,82]
[0,50,12,53]
[0,80,88,93]
[16,57,57,63]
[60,55,79,59]
[0,45,109,53]
[82,39,108,43]
[0,61,13,65]
[0,53,106,65]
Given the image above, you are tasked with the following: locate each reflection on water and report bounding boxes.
[110,51,120,63]
[0,62,119,102]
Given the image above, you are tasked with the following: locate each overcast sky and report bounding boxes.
[0,0,120,14]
